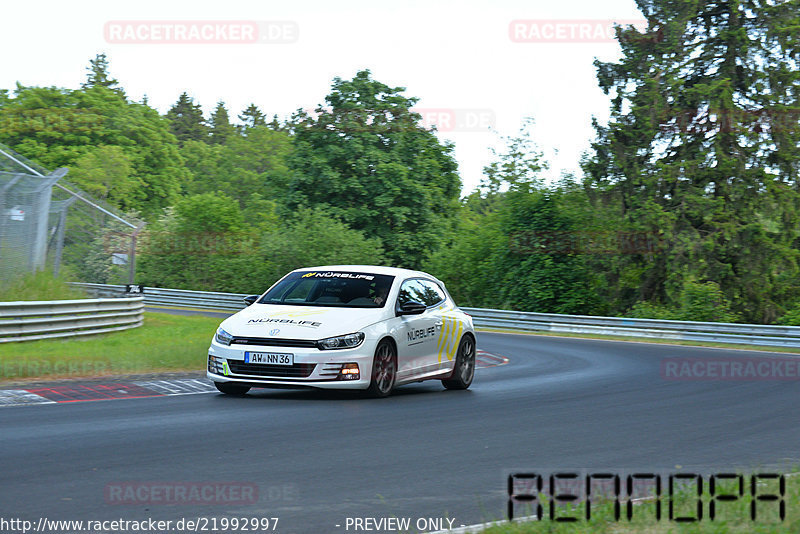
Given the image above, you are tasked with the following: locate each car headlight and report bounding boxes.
[215,328,233,346]
[317,332,365,350]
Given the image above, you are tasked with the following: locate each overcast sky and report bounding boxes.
[1,0,645,194]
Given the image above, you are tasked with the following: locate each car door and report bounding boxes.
[412,279,453,373]
[395,278,440,380]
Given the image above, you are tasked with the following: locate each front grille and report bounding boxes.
[231,337,317,348]
[226,359,316,378]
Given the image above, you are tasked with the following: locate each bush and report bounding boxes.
[137,204,386,293]
[627,280,740,323]
[625,301,678,320]
[675,280,740,323]
[778,303,800,326]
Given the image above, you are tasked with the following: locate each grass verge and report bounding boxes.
[0,311,219,382]
[0,269,86,301]
[484,471,799,533]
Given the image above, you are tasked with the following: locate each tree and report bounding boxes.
[137,200,385,292]
[287,70,462,268]
[68,145,141,207]
[208,101,236,144]
[428,181,602,314]
[166,92,207,144]
[137,193,253,291]
[0,84,189,217]
[81,53,122,94]
[582,0,800,323]
[481,118,548,196]
[258,208,386,282]
[267,114,285,131]
[180,126,292,206]
[238,103,266,132]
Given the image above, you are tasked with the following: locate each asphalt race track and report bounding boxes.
[2,332,800,533]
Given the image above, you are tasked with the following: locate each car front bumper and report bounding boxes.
[207,341,374,390]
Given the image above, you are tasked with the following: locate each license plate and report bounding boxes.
[244,352,294,366]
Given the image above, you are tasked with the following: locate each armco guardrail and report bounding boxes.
[70,283,800,348]
[74,283,246,312]
[0,297,144,343]
[461,308,800,348]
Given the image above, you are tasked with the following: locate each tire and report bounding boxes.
[214,382,250,396]
[442,335,475,390]
[367,340,397,398]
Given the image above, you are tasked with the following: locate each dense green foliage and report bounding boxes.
[137,194,384,292]
[0,83,189,216]
[287,70,461,268]
[3,0,800,329]
[582,0,800,323]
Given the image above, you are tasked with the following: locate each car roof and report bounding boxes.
[294,265,440,283]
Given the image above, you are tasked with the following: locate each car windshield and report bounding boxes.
[258,271,395,308]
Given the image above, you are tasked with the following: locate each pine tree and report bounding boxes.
[268,114,284,131]
[81,53,122,94]
[166,92,207,144]
[583,0,800,322]
[209,101,236,144]
[238,103,266,132]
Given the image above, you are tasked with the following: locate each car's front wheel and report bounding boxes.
[443,335,475,390]
[367,340,396,398]
[214,382,250,396]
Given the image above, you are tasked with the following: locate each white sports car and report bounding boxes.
[207,265,476,397]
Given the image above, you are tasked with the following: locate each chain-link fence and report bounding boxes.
[0,143,142,285]
[0,147,66,282]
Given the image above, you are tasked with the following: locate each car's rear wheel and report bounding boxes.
[214,382,250,396]
[443,335,475,390]
[367,340,396,398]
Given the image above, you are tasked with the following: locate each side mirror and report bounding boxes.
[243,295,259,306]
[397,301,426,316]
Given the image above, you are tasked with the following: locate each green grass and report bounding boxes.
[484,472,800,533]
[0,312,220,382]
[0,269,87,301]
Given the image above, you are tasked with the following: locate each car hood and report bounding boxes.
[220,304,388,340]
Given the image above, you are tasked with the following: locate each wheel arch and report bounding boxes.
[377,335,398,358]
[460,330,476,345]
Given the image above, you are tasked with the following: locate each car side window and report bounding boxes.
[397,279,445,308]
[416,280,446,307]
[397,279,425,307]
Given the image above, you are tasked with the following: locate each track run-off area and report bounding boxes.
[1,332,799,533]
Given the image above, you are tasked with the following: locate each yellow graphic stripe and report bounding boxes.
[446,322,462,362]
[437,317,449,352]
[437,315,462,363]
[437,317,450,363]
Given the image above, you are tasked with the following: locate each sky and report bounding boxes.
[0,0,646,194]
